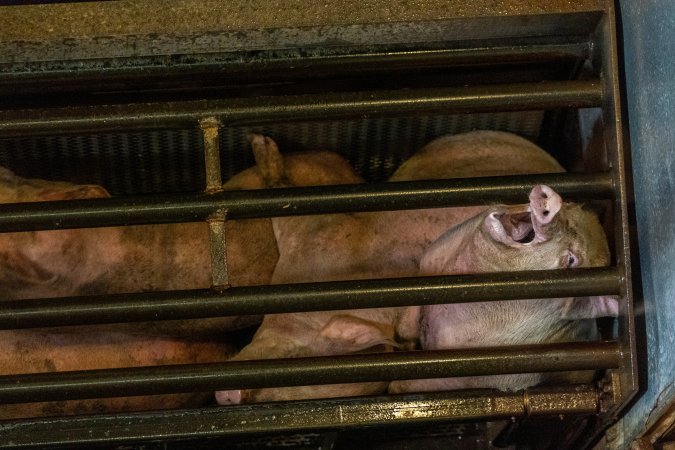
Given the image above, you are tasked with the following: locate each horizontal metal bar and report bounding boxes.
[0,267,621,329]
[0,80,601,137]
[0,172,613,232]
[0,341,619,404]
[0,385,599,448]
[0,40,590,91]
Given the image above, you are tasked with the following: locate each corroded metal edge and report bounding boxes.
[0,0,604,42]
[0,385,599,448]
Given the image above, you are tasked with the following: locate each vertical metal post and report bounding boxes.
[200,117,229,288]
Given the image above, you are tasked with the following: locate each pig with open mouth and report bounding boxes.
[216,131,617,404]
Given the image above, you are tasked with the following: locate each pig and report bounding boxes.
[215,131,617,405]
[387,184,616,394]
[0,142,363,418]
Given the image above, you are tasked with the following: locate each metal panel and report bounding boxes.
[604,0,675,448]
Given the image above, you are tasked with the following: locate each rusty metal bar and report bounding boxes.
[0,172,613,232]
[0,341,619,404]
[200,117,230,288]
[207,214,230,288]
[0,267,620,330]
[0,385,599,448]
[199,117,223,193]
[0,80,602,137]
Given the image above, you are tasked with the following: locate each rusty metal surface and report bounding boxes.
[0,40,589,96]
[0,385,599,448]
[0,0,604,42]
[0,13,604,67]
[199,117,222,194]
[199,117,230,288]
[597,1,639,403]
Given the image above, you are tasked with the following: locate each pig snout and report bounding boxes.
[215,389,244,405]
[484,185,564,248]
[528,184,562,226]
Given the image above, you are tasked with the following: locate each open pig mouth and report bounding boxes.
[486,185,562,246]
[486,207,546,246]
[499,210,537,243]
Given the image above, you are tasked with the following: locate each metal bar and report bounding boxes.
[599,0,640,409]
[0,341,619,404]
[0,80,602,137]
[0,267,620,330]
[0,385,599,448]
[0,172,613,232]
[0,40,590,92]
[199,117,230,288]
[207,215,230,288]
[199,117,223,193]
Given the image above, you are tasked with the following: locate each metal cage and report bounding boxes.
[0,1,637,448]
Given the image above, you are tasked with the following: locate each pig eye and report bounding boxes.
[566,252,579,268]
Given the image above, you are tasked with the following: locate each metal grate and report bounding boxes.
[0,112,543,195]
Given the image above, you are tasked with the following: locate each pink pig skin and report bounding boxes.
[0,143,363,419]
[216,131,616,405]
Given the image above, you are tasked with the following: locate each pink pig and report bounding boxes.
[216,131,617,404]
[0,140,363,418]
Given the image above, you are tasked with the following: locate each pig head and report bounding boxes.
[389,184,617,394]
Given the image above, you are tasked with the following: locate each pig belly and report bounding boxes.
[0,330,234,419]
[240,382,388,403]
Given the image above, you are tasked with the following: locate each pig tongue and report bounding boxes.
[501,212,535,243]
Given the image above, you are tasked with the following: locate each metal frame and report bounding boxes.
[0,385,600,448]
[0,81,601,137]
[0,0,637,448]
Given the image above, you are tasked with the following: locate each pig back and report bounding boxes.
[223,150,364,287]
[381,130,566,252]
[389,130,564,181]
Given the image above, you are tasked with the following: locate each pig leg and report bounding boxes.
[216,314,396,405]
[0,330,235,419]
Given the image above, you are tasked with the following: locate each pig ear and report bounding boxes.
[562,296,620,319]
[38,185,110,201]
[320,315,397,351]
[249,133,290,188]
[0,251,57,286]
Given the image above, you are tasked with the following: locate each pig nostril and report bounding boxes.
[543,210,549,216]
[542,193,548,199]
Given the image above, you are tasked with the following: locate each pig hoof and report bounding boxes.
[215,389,243,405]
